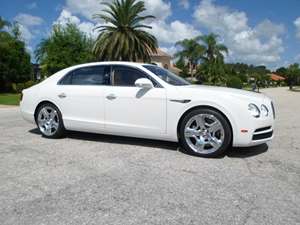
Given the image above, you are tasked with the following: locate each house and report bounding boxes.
[149,48,181,74]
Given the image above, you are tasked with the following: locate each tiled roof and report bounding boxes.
[149,48,171,57]
[270,73,285,81]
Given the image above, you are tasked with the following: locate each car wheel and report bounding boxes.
[179,108,232,157]
[36,103,65,138]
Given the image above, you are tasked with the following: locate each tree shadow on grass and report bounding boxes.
[29,128,268,158]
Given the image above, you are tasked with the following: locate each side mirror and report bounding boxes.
[135,78,154,89]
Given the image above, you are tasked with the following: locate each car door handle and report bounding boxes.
[58,93,67,98]
[106,94,116,100]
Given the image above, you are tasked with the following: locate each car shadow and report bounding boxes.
[29,128,179,151]
[226,143,268,158]
[29,128,268,158]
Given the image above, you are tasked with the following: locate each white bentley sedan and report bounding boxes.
[20,62,275,157]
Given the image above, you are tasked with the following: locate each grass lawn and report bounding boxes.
[0,93,20,105]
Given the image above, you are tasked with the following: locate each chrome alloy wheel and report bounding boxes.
[184,114,225,154]
[37,106,59,136]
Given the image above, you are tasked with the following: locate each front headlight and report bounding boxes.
[248,103,260,118]
[261,104,269,117]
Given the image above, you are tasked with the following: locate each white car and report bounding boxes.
[20,62,275,157]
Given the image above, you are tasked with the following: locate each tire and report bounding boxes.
[35,103,65,138]
[179,108,232,157]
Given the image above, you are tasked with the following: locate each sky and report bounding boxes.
[1,0,300,70]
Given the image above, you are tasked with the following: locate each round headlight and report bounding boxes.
[261,104,269,117]
[248,103,260,118]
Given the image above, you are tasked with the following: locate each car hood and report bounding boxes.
[177,85,266,101]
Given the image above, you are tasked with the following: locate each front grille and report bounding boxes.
[254,126,271,133]
[271,101,275,119]
[252,131,273,140]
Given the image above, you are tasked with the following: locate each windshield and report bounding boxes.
[143,65,191,86]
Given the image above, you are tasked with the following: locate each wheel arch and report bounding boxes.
[34,100,61,122]
[176,105,234,145]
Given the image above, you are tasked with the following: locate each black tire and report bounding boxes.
[179,108,232,157]
[35,103,65,138]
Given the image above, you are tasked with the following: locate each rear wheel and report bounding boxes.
[179,108,232,157]
[36,103,65,138]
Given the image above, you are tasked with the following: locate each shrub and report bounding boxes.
[11,80,37,93]
[226,76,243,89]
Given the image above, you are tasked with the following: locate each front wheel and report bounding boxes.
[179,108,232,157]
[36,103,65,138]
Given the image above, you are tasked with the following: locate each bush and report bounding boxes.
[11,80,37,93]
[226,76,243,89]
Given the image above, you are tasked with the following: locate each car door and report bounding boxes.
[104,65,167,136]
[55,65,110,132]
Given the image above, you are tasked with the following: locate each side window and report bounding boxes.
[113,66,147,86]
[59,72,72,85]
[72,66,109,85]
[112,66,160,87]
[59,66,110,85]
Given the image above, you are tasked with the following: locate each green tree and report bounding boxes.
[35,23,94,76]
[275,67,287,77]
[197,57,227,85]
[0,20,32,92]
[199,33,228,63]
[196,33,228,84]
[175,36,205,77]
[0,16,11,30]
[93,0,158,62]
[285,63,300,90]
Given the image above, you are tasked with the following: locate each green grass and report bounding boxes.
[0,93,20,105]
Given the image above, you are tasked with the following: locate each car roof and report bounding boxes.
[68,61,152,68]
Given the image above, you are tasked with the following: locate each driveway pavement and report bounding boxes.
[0,87,299,225]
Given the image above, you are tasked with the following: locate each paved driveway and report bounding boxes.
[0,87,299,225]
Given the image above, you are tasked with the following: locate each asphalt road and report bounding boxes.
[0,87,299,225]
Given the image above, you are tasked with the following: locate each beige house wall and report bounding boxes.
[150,56,171,69]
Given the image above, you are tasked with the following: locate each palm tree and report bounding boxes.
[197,33,229,84]
[93,0,158,62]
[175,36,205,77]
[199,33,228,63]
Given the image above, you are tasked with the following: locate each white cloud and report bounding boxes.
[55,9,81,25]
[149,20,200,45]
[144,0,171,20]
[27,2,37,10]
[193,0,285,66]
[179,0,189,9]
[255,19,285,38]
[15,13,43,27]
[160,46,178,56]
[14,13,43,43]
[65,0,103,20]
[65,0,171,21]
[294,17,300,40]
[64,0,197,47]
[54,9,98,38]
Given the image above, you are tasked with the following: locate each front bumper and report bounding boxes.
[233,120,274,147]
[232,100,275,147]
